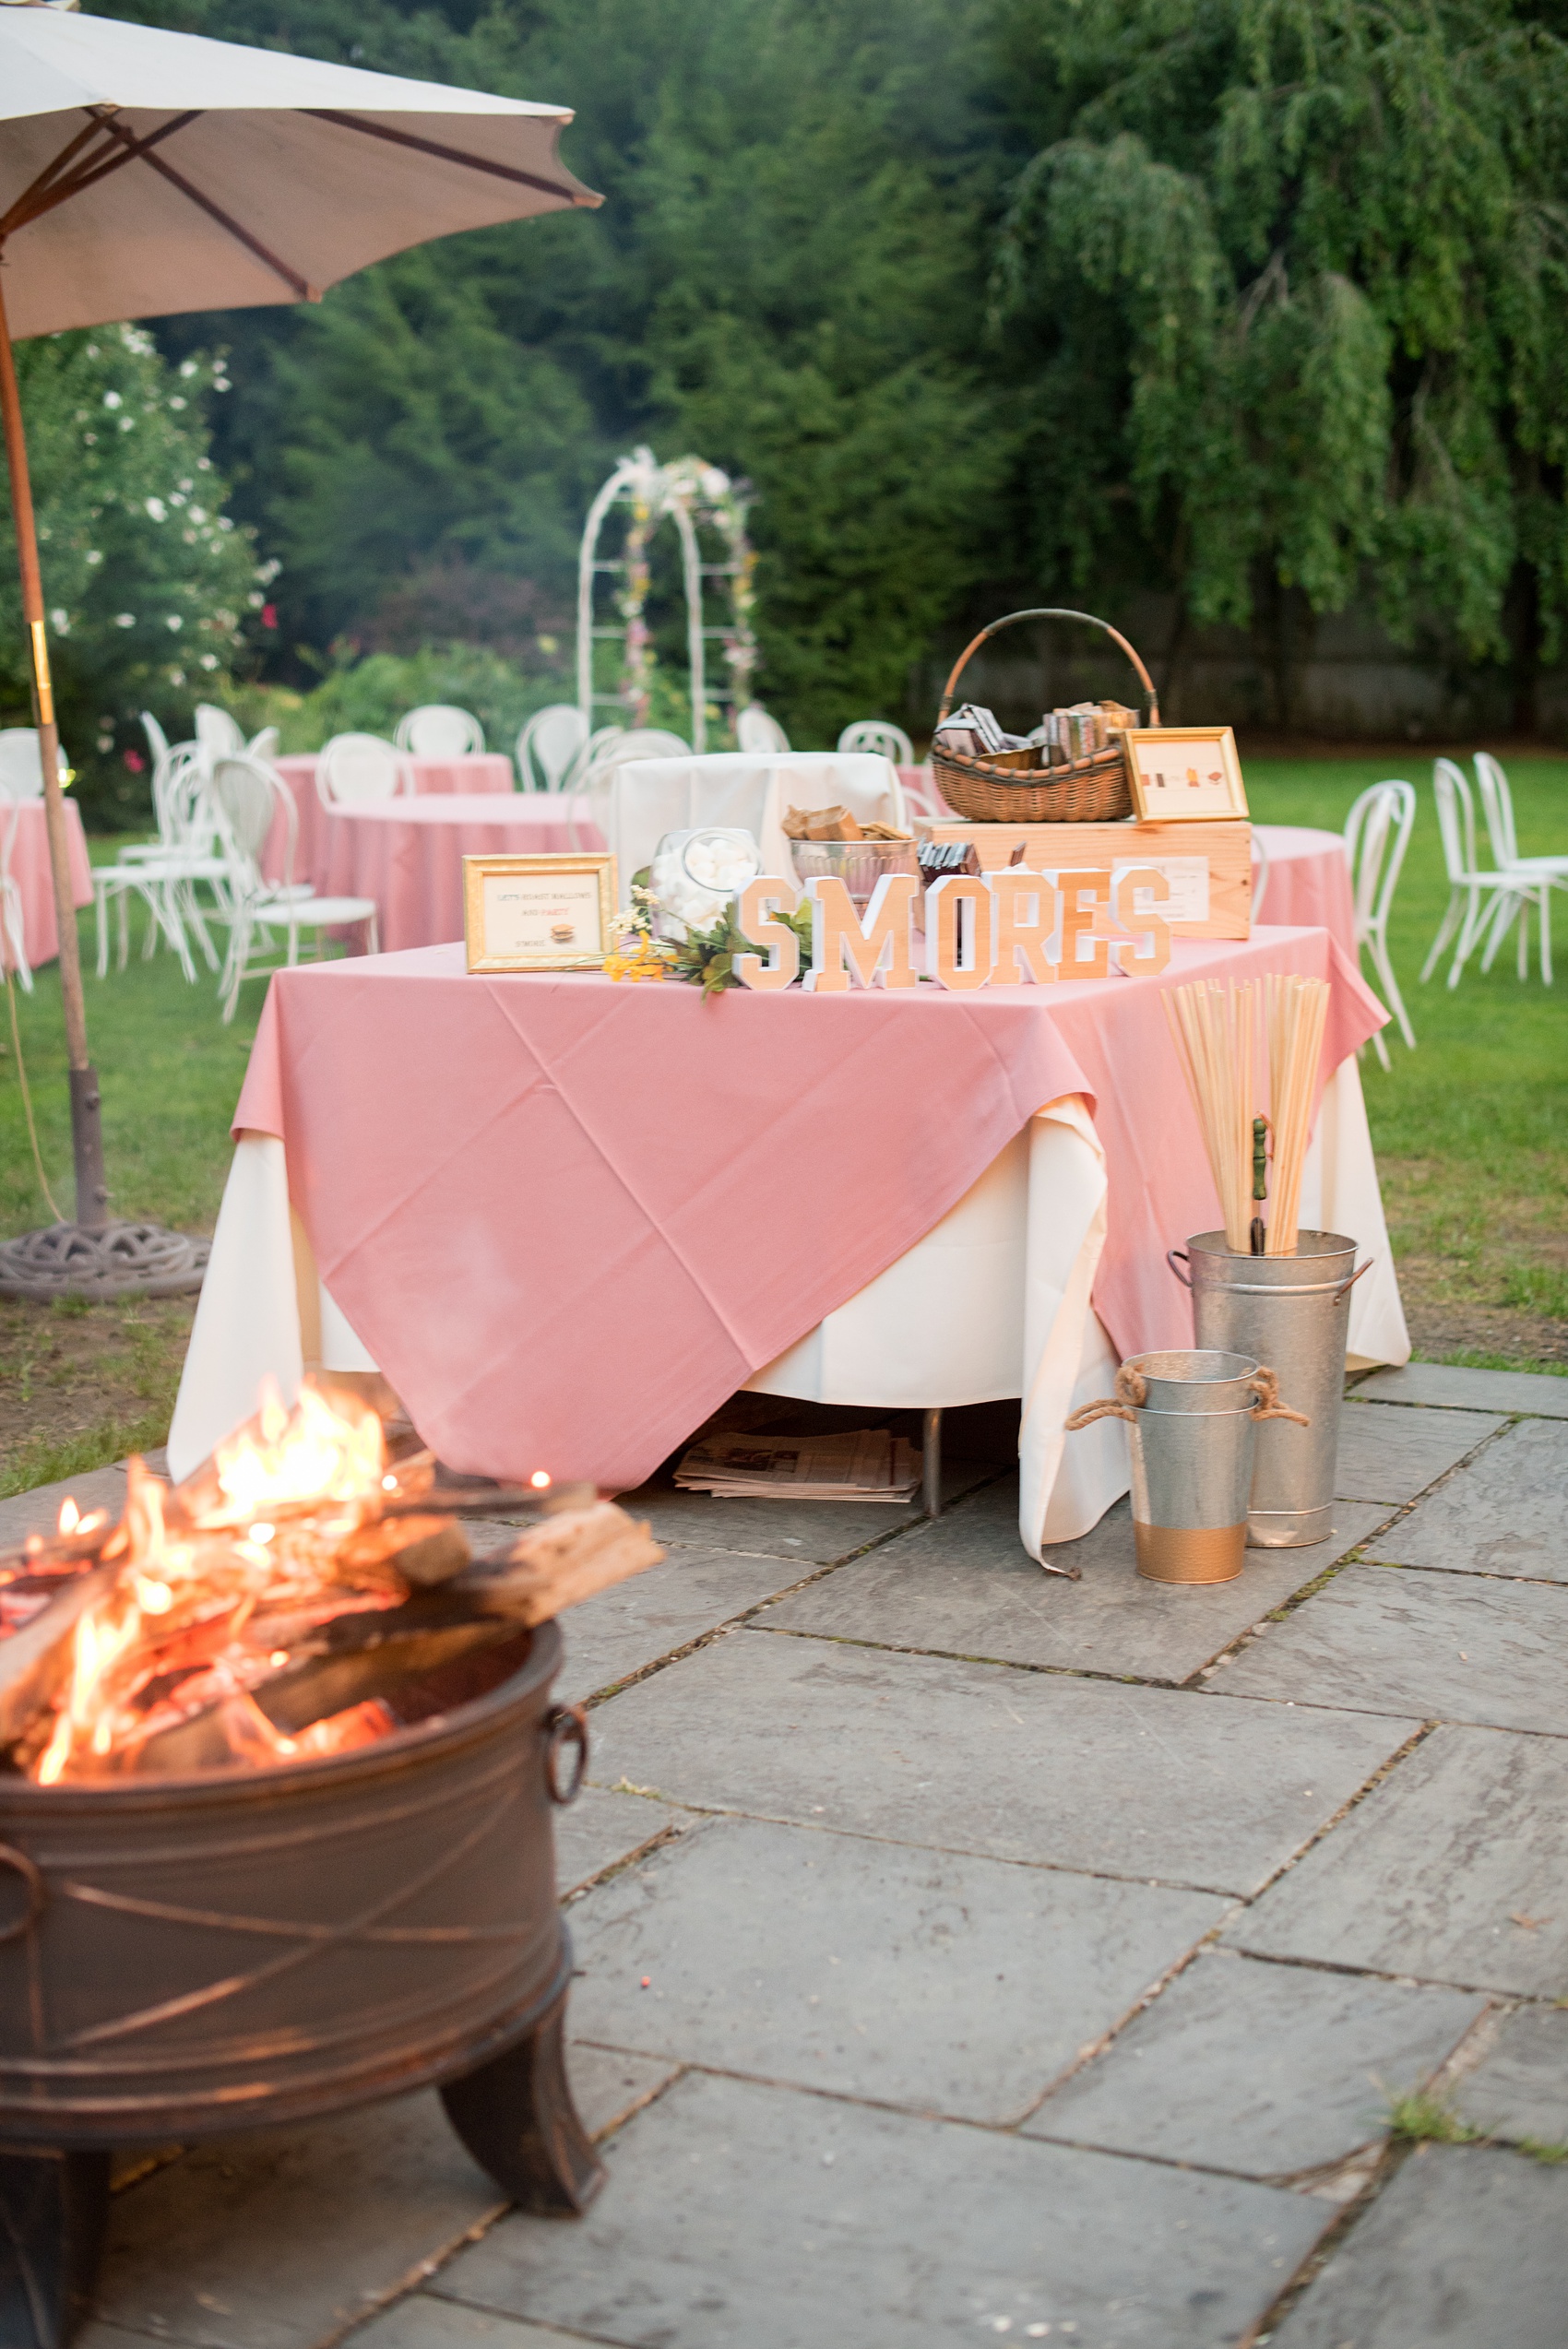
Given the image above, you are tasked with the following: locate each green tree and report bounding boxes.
[99,0,1008,742]
[991,0,1568,722]
[1,326,267,820]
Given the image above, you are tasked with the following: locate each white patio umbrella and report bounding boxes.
[0,0,600,1297]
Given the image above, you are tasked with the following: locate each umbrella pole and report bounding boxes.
[0,267,108,1233]
[0,270,204,1301]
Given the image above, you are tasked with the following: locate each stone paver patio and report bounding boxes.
[17,1365,1565,2348]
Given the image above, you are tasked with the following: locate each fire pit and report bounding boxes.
[0,1384,663,2349]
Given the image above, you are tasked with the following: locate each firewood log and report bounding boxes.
[453,1501,663,1627]
[0,1563,119,1746]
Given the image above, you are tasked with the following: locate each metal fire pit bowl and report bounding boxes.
[0,1619,601,2349]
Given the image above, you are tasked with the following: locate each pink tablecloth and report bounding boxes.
[232,926,1384,1491]
[1255,825,1355,960]
[315,794,603,954]
[1,799,92,972]
[267,753,517,893]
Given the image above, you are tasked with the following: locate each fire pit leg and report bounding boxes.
[0,2147,111,2349]
[440,1990,605,2216]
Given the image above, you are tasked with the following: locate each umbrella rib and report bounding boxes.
[306,110,600,208]
[90,113,315,301]
[0,117,141,241]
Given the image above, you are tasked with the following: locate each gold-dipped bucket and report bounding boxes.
[1065,1350,1309,1584]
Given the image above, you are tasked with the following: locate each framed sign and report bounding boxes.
[462,853,618,972]
[1123,727,1248,823]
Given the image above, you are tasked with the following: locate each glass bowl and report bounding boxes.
[788,836,919,909]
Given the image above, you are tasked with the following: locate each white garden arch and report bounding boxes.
[576,447,756,753]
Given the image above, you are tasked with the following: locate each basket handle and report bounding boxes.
[938,608,1160,727]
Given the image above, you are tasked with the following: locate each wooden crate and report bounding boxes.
[922,817,1253,940]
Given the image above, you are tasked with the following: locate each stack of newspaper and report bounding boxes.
[673,1428,921,1503]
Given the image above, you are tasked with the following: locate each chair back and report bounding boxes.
[1251,830,1271,923]
[247,725,281,764]
[517,704,588,791]
[736,705,790,754]
[1473,752,1520,868]
[195,704,246,759]
[837,719,914,766]
[164,745,222,853]
[1431,759,1479,883]
[395,705,485,757]
[578,729,691,787]
[1345,780,1415,943]
[316,733,409,808]
[141,710,172,782]
[207,755,288,898]
[0,729,50,799]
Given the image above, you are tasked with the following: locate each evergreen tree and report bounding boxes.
[991,0,1568,720]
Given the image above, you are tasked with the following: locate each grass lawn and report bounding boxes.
[1,757,1564,1495]
[1246,754,1568,1376]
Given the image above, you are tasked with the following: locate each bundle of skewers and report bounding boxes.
[0,1380,661,1784]
[1164,972,1330,1256]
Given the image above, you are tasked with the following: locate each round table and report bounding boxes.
[1,798,93,974]
[267,753,517,893]
[316,793,601,955]
[1253,825,1355,960]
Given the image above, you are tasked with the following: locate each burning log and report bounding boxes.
[460,1501,666,1627]
[0,1562,119,1748]
[2,1382,662,1784]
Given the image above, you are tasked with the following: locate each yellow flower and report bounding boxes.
[604,936,671,984]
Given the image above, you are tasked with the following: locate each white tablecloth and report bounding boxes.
[170,1058,1406,1566]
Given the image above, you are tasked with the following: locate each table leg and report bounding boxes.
[922,1406,943,1520]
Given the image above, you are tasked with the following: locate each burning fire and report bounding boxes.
[28,1381,405,1785]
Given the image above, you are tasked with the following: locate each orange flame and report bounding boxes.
[31,1382,395,1785]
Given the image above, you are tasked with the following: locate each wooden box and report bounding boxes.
[921,817,1253,940]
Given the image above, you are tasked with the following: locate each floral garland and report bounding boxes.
[603,456,757,738]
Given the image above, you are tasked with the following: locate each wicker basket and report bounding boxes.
[932,607,1159,824]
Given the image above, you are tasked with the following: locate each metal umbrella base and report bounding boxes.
[0,1221,208,1302]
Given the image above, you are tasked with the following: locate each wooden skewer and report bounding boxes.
[1164,979,1256,1251]
[1264,974,1329,1254]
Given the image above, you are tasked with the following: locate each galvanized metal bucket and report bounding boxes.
[1065,1350,1308,1584]
[1170,1232,1371,1549]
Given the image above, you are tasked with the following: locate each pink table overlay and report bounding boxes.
[1,799,93,972]
[267,753,517,894]
[314,793,604,955]
[232,926,1384,1493]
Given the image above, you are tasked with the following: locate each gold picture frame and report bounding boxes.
[1123,727,1249,823]
[462,853,619,972]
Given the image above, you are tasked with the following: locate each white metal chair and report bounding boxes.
[1472,751,1568,984]
[94,746,230,982]
[517,704,588,791]
[195,704,246,760]
[247,725,281,764]
[1423,760,1535,990]
[394,705,485,757]
[1344,780,1417,1068]
[736,705,790,754]
[315,733,411,809]
[837,718,913,766]
[203,755,379,1021]
[577,728,690,784]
